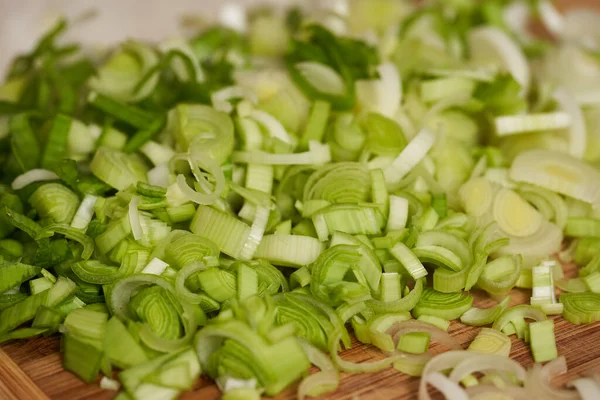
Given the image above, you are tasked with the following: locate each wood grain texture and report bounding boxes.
[0,349,49,400]
[2,262,600,400]
[3,0,600,399]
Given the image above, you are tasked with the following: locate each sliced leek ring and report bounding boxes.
[493,188,542,237]
[459,177,496,217]
[509,149,600,204]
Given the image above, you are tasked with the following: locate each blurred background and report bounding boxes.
[0,0,295,76]
[1,0,598,78]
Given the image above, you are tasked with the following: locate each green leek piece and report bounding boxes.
[87,92,155,129]
[274,296,331,351]
[63,308,108,348]
[492,305,547,333]
[197,268,237,303]
[397,332,430,355]
[105,317,149,369]
[32,306,63,330]
[0,327,48,344]
[44,224,95,259]
[41,113,72,169]
[313,204,381,240]
[254,234,324,267]
[432,266,467,293]
[190,206,250,259]
[389,242,427,279]
[379,273,402,303]
[583,271,600,293]
[142,347,201,390]
[29,183,79,224]
[72,260,120,284]
[329,231,382,291]
[29,277,53,294]
[565,217,600,238]
[412,288,473,320]
[96,216,131,254]
[560,292,600,324]
[0,290,48,334]
[195,320,311,396]
[130,286,182,340]
[301,100,331,148]
[237,263,258,301]
[460,296,510,327]
[477,255,521,296]
[366,278,424,315]
[417,315,450,331]
[63,333,104,383]
[0,262,40,294]
[90,147,148,191]
[529,320,558,363]
[163,234,219,270]
[468,328,511,357]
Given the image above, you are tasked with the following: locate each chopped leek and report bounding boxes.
[4,2,600,398]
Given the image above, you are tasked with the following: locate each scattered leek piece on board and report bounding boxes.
[2,0,600,398]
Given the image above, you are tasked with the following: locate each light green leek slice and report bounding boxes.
[0,262,40,294]
[190,206,250,259]
[254,234,324,267]
[29,183,79,224]
[493,188,542,237]
[111,275,196,353]
[163,233,219,270]
[389,242,428,279]
[63,333,103,383]
[529,320,557,362]
[91,147,148,190]
[413,288,473,320]
[494,112,571,136]
[509,149,600,204]
[366,279,424,315]
[467,328,511,357]
[417,315,450,331]
[384,128,436,186]
[460,296,510,327]
[492,305,547,332]
[397,332,431,355]
[329,231,382,291]
[105,317,149,369]
[421,77,476,104]
[0,290,48,334]
[477,255,521,296]
[559,292,600,324]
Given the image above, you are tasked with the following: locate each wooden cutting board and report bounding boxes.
[3,0,600,399]
[2,264,600,400]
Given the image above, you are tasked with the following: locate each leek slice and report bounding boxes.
[254,234,324,267]
[460,297,510,327]
[0,291,48,334]
[467,328,511,357]
[384,128,436,186]
[560,292,600,324]
[509,149,600,204]
[190,206,250,259]
[413,288,473,320]
[494,112,571,136]
[493,189,542,237]
[91,147,148,191]
[163,234,219,270]
[529,320,558,363]
[0,262,40,294]
[29,183,79,224]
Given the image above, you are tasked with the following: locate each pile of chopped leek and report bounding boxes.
[3,0,600,399]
